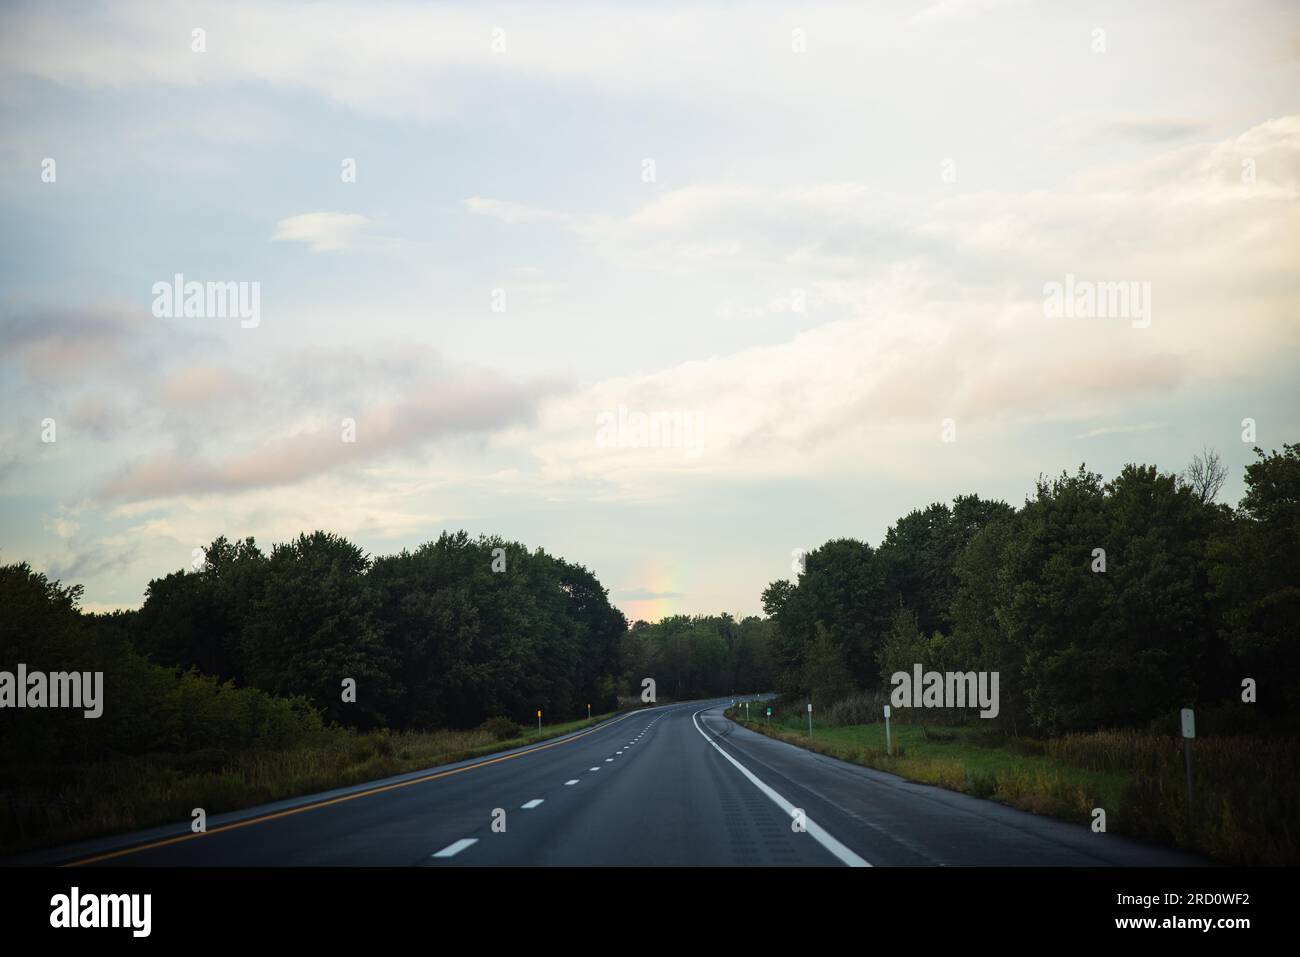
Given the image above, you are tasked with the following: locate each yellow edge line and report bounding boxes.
[63,709,642,867]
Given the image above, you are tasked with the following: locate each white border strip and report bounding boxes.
[691,708,871,867]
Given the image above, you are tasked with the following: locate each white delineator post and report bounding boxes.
[537,709,542,735]
[884,704,892,756]
[1180,708,1195,818]
[807,702,813,737]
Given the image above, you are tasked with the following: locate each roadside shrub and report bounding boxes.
[479,717,523,742]
[371,730,395,757]
[171,748,234,775]
[964,768,997,799]
[824,690,889,726]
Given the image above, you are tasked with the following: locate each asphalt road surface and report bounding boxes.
[14,700,1203,867]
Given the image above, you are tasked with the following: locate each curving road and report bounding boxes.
[13,700,1203,867]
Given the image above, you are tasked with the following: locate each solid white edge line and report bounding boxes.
[432,837,478,858]
[690,708,871,868]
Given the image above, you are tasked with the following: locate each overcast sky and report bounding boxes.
[1,0,1297,620]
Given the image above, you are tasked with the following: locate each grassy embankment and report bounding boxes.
[727,698,1297,865]
[2,712,616,856]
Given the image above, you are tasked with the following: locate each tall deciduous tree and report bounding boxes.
[239,532,396,728]
[1210,444,1300,715]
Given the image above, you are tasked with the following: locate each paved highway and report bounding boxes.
[14,701,1203,867]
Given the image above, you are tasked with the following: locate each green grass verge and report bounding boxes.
[2,711,619,855]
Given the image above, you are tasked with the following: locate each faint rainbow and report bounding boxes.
[619,559,681,624]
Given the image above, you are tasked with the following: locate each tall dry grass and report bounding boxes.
[1049,730,1299,864]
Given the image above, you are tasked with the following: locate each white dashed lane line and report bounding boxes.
[432,838,478,858]
[432,708,685,863]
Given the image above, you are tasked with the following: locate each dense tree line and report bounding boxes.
[620,614,774,700]
[6,444,1294,756]
[122,531,627,730]
[0,562,327,769]
[762,445,1300,736]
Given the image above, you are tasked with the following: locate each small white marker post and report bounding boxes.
[766,705,772,726]
[537,708,542,735]
[1181,708,1195,821]
[883,704,892,755]
[807,702,813,737]
[587,703,591,720]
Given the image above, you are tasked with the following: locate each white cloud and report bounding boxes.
[44,516,80,539]
[499,116,1299,496]
[1075,424,1164,440]
[272,212,376,252]
[463,198,570,226]
[910,0,1029,26]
